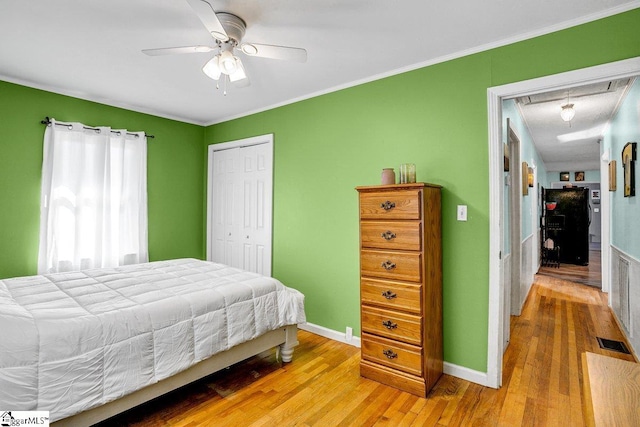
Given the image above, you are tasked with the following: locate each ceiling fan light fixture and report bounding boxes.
[228,58,247,82]
[241,43,258,55]
[202,55,221,80]
[219,50,238,74]
[560,103,575,122]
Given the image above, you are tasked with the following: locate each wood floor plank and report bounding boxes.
[100,267,636,427]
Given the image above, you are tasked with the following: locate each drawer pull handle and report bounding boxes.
[382,349,398,359]
[381,230,396,241]
[382,320,398,330]
[380,201,396,211]
[381,290,397,299]
[381,260,396,270]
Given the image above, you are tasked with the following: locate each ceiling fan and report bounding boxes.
[142,0,307,93]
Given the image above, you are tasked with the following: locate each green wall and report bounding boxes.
[0,81,205,279]
[1,8,638,376]
[205,9,640,372]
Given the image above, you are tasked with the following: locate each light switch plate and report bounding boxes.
[457,205,468,221]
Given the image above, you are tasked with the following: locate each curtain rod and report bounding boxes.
[40,117,155,139]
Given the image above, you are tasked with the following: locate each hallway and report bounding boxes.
[538,249,602,288]
[496,269,635,425]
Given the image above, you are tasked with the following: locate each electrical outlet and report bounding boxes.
[457,205,468,221]
[346,326,353,342]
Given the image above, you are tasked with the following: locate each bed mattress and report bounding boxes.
[0,258,305,422]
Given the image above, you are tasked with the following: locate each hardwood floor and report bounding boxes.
[538,249,602,288]
[100,274,635,426]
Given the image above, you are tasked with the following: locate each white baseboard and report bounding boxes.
[299,322,361,348]
[443,362,490,387]
[299,322,490,387]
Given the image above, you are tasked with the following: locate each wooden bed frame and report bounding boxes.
[51,325,298,427]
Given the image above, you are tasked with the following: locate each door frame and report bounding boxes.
[206,134,274,271]
[486,56,640,389]
[507,120,522,318]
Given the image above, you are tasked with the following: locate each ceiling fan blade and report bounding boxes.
[240,43,307,63]
[186,0,229,41]
[142,46,215,56]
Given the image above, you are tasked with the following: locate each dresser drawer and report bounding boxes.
[360,221,421,251]
[361,278,422,314]
[362,306,422,345]
[361,333,422,376]
[359,189,421,220]
[361,250,422,282]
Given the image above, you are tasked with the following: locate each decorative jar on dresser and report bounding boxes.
[356,182,442,396]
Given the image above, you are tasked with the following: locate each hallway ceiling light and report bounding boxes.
[560,103,575,122]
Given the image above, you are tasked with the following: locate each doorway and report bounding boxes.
[486,56,640,389]
[206,134,274,276]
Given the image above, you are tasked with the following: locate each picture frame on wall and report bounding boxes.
[609,160,617,191]
[575,171,585,181]
[559,171,570,181]
[522,161,528,195]
[622,142,637,197]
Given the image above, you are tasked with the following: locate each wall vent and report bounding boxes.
[619,257,630,334]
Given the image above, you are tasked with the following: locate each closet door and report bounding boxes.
[209,137,273,276]
[212,147,242,268]
[238,143,272,275]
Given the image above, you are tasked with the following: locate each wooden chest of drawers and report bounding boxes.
[356,183,442,396]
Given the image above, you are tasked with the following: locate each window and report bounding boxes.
[38,119,148,273]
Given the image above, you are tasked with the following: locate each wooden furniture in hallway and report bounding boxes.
[582,351,640,426]
[356,183,443,397]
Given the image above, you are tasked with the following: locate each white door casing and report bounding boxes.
[207,134,274,276]
[508,122,522,318]
[487,56,640,389]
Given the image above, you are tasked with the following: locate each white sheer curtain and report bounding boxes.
[38,118,148,274]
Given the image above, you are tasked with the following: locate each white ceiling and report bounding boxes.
[1,0,638,128]
[514,78,634,172]
[0,1,638,174]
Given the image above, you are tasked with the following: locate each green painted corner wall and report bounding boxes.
[205,9,640,373]
[1,8,638,376]
[0,81,205,279]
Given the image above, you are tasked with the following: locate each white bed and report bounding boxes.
[0,258,305,425]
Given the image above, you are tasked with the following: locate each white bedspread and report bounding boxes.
[0,258,305,422]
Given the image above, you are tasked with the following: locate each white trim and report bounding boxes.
[601,147,611,294]
[611,244,640,265]
[487,56,640,390]
[487,85,504,389]
[298,322,362,348]
[206,134,274,268]
[208,3,640,125]
[443,362,490,387]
